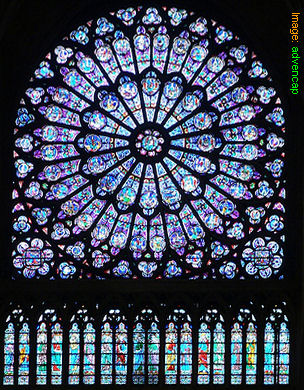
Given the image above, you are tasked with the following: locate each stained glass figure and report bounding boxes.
[51,323,63,384]
[100,322,113,384]
[133,323,145,383]
[132,309,160,384]
[36,322,47,384]
[278,322,289,384]
[198,323,210,384]
[198,309,225,385]
[12,6,286,280]
[165,309,192,384]
[100,310,128,385]
[115,322,128,384]
[246,322,257,384]
[3,323,14,385]
[264,322,275,384]
[231,322,242,384]
[213,322,225,384]
[18,323,30,385]
[264,307,290,385]
[165,322,178,384]
[68,323,80,384]
[180,322,192,384]
[147,322,160,384]
[83,323,95,384]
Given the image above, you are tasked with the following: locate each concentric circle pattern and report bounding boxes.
[12,6,286,279]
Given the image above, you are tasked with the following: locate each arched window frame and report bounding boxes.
[132,308,160,384]
[264,304,290,385]
[68,308,96,385]
[165,308,192,384]
[230,307,257,385]
[35,308,63,385]
[100,309,128,385]
[198,307,225,384]
[3,308,30,386]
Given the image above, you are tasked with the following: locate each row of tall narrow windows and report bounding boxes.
[3,307,289,385]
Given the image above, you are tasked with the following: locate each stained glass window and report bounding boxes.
[3,323,14,385]
[18,323,30,385]
[68,323,80,384]
[11,6,285,281]
[36,309,61,385]
[133,323,145,383]
[198,323,211,383]
[36,322,47,384]
[1,303,291,385]
[83,323,96,384]
[264,322,275,384]
[3,309,30,386]
[264,306,290,385]
[115,322,128,384]
[165,309,192,384]
[231,308,257,384]
[198,309,225,384]
[213,322,225,383]
[246,322,257,384]
[278,322,289,384]
[132,309,160,384]
[100,309,128,385]
[68,309,95,385]
[100,322,113,384]
[231,322,242,384]
[51,323,63,384]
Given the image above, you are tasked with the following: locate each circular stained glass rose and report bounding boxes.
[12,6,285,279]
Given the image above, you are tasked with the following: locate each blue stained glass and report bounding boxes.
[51,323,63,384]
[213,322,225,384]
[278,322,289,384]
[100,322,113,384]
[18,323,30,385]
[180,322,192,384]
[198,323,210,384]
[12,6,285,280]
[264,322,275,385]
[36,322,47,384]
[115,323,128,384]
[147,322,160,384]
[3,323,15,385]
[165,322,178,384]
[231,322,242,384]
[133,323,145,384]
[246,322,257,384]
[68,323,80,384]
[83,323,95,384]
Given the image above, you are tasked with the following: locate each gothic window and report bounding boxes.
[36,309,62,385]
[100,309,128,385]
[165,309,192,384]
[198,308,225,384]
[3,309,30,386]
[264,305,290,385]
[132,308,160,384]
[231,307,257,384]
[0,1,298,388]
[68,309,95,384]
[11,5,285,281]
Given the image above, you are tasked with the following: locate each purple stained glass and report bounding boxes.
[68,323,80,385]
[12,6,285,280]
[18,323,30,385]
[3,323,15,385]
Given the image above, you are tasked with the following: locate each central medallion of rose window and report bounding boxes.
[136,130,164,157]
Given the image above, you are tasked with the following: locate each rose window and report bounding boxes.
[12,6,285,279]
